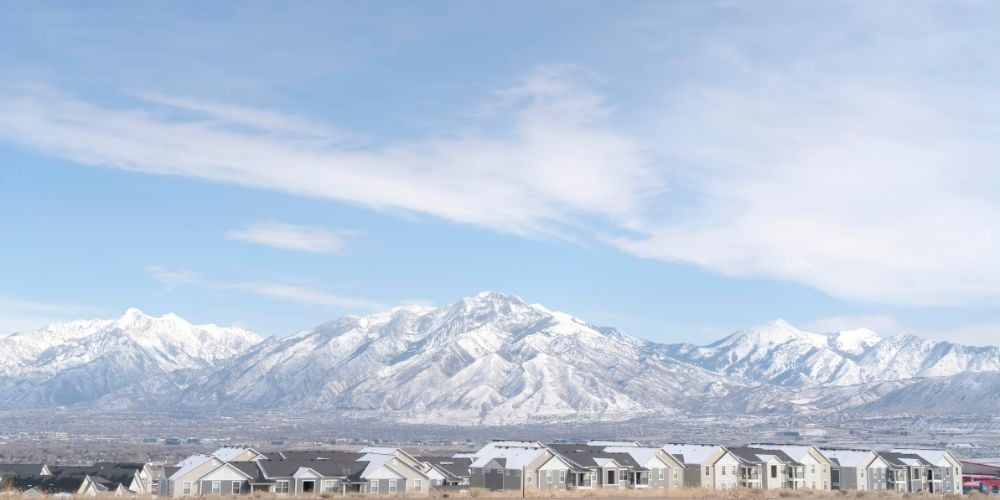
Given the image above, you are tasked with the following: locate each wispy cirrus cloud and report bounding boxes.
[6,5,1000,312]
[144,266,385,311]
[225,220,361,254]
[0,66,653,239]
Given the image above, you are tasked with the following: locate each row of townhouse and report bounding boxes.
[162,447,452,497]
[0,442,962,497]
[824,449,965,494]
[0,462,156,496]
[466,441,964,496]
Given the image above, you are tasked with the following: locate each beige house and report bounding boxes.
[663,444,741,490]
[753,445,833,490]
[602,446,685,489]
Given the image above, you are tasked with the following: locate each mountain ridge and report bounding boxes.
[1,292,998,422]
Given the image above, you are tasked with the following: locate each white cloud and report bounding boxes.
[225,220,360,254]
[0,296,103,334]
[803,314,900,334]
[227,282,385,310]
[0,67,653,239]
[917,321,1000,348]
[145,266,385,311]
[5,17,1000,309]
[611,8,1000,307]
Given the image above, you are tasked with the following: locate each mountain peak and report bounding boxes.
[473,290,526,304]
[116,307,151,326]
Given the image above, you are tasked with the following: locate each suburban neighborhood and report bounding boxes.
[2,440,990,497]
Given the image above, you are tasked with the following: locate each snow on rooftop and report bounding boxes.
[820,449,873,467]
[469,445,546,470]
[663,444,720,464]
[604,446,660,466]
[170,454,215,480]
[894,449,947,465]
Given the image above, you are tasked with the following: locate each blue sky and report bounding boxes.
[3,1,1000,344]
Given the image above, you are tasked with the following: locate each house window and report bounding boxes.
[212,481,221,495]
[673,469,678,480]
[721,466,726,476]
[526,471,533,483]
[706,467,711,476]
[658,469,664,481]
[275,481,290,494]
[559,470,566,482]
[811,465,816,474]
[323,480,337,493]
[182,482,192,495]
[619,469,628,482]
[233,482,241,495]
[414,479,422,491]
[771,466,778,478]
[546,470,552,482]
[388,480,397,493]
[370,480,379,494]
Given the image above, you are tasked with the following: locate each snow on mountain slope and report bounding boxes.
[2,294,998,421]
[183,291,740,424]
[854,371,1000,414]
[0,308,261,406]
[668,319,1000,388]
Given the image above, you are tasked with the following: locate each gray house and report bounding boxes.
[417,456,472,488]
[879,451,944,493]
[600,445,685,489]
[821,448,883,491]
[728,447,806,490]
[468,441,553,492]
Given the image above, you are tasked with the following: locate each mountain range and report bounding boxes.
[2,291,997,424]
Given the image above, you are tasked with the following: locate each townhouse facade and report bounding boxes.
[0,441,964,497]
[663,444,742,490]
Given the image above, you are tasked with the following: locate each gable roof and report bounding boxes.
[170,454,218,480]
[603,446,678,468]
[728,447,804,467]
[0,464,49,478]
[469,443,547,470]
[546,444,643,471]
[662,444,724,465]
[418,457,472,481]
[879,452,934,468]
[820,449,876,468]
[893,449,955,466]
[258,451,366,480]
[212,446,263,462]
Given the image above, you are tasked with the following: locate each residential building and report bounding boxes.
[895,449,964,494]
[663,444,742,490]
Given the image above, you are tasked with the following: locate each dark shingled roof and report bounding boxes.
[546,444,645,472]
[878,452,934,468]
[258,451,368,481]
[728,447,804,467]
[0,464,48,478]
[418,457,472,481]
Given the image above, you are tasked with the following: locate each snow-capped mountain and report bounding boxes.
[666,319,1000,387]
[1,293,998,423]
[181,292,739,424]
[0,308,261,406]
